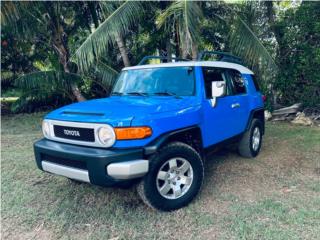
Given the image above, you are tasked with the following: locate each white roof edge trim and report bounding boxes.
[123,61,254,74]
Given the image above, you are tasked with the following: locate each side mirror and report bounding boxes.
[210,81,226,107]
[211,81,226,98]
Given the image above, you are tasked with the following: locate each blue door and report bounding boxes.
[226,69,250,134]
[200,67,249,148]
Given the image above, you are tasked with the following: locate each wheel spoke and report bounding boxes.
[156,157,194,200]
[160,182,171,195]
[157,171,167,180]
[173,185,182,198]
[169,159,177,168]
[180,176,192,185]
[252,127,261,151]
[179,161,191,174]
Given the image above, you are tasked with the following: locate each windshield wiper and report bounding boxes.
[126,92,148,96]
[153,92,182,98]
[111,92,123,96]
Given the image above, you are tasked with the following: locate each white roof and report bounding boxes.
[123,61,254,74]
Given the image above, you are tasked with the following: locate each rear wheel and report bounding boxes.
[238,119,263,158]
[137,142,204,211]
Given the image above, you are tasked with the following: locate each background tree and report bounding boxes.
[1,1,319,113]
[1,2,88,101]
[274,1,320,107]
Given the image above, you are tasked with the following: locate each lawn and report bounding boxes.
[1,113,320,240]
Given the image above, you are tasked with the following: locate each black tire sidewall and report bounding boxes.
[143,142,204,211]
[249,120,263,157]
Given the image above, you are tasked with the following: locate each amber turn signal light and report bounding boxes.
[114,127,152,140]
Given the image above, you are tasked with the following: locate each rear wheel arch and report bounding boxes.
[246,108,265,134]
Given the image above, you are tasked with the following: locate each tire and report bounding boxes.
[238,118,263,158]
[137,142,204,211]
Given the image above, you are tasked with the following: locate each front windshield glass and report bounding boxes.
[112,67,195,96]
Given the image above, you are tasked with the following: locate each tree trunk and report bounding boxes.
[53,33,86,102]
[166,38,172,62]
[88,1,99,29]
[191,42,198,60]
[181,37,189,59]
[265,1,283,53]
[47,2,86,102]
[174,24,181,57]
[115,33,131,67]
[265,1,283,106]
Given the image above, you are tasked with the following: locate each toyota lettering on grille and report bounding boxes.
[63,129,81,137]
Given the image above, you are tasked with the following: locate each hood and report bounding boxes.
[45,96,200,127]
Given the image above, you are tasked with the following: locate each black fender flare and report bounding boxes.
[245,107,265,134]
[143,125,203,156]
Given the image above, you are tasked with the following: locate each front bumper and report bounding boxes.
[34,139,148,187]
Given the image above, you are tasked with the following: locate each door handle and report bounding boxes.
[231,103,240,108]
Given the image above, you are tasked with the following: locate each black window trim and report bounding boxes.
[201,66,247,99]
[226,69,247,96]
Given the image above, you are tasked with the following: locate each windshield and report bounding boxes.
[112,67,195,96]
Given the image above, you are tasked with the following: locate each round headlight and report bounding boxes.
[42,120,50,138]
[97,125,115,147]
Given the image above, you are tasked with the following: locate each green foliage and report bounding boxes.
[157,0,203,55]
[75,1,144,72]
[275,2,320,106]
[1,1,319,113]
[224,2,278,81]
[95,61,118,89]
[229,14,277,72]
[15,71,81,94]
[12,71,82,113]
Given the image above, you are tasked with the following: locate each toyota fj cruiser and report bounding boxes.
[34,51,265,211]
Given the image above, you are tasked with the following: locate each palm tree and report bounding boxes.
[2,1,277,107]
[1,1,88,101]
[1,1,118,104]
[74,1,143,72]
[156,0,203,60]
[75,0,276,74]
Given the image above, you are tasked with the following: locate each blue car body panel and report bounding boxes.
[43,66,263,149]
[35,60,264,188]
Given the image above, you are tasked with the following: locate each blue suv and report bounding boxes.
[34,51,265,211]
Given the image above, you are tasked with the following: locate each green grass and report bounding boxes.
[1,114,320,239]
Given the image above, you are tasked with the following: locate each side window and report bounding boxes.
[202,67,228,98]
[228,70,246,95]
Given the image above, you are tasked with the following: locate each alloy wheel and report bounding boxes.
[156,157,193,200]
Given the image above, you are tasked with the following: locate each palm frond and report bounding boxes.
[15,71,82,93]
[1,1,22,25]
[12,71,80,113]
[94,61,118,88]
[157,0,203,55]
[1,1,45,38]
[230,18,277,70]
[11,89,71,113]
[225,3,277,72]
[74,1,143,72]
[99,1,117,17]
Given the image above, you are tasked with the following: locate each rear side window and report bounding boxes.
[251,75,261,92]
[228,70,246,95]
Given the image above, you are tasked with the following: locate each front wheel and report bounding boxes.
[137,142,204,211]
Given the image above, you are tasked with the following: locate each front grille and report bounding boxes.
[42,154,87,170]
[53,125,95,142]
